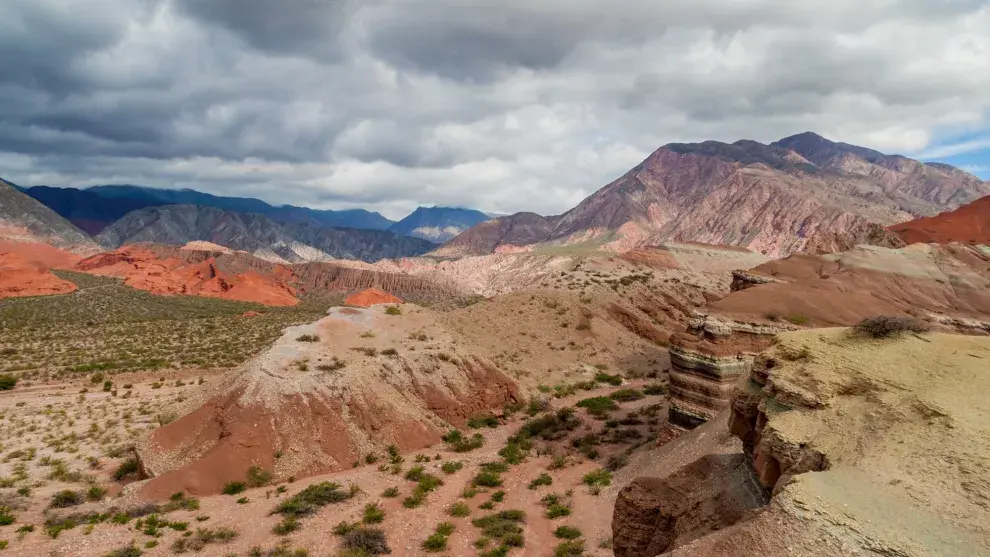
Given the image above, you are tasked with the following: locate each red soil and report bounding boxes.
[0,252,77,300]
[77,246,299,306]
[0,241,83,269]
[890,195,990,245]
[344,287,404,307]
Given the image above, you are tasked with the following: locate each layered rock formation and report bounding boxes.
[613,329,990,556]
[663,241,990,439]
[137,306,520,497]
[440,133,989,258]
[890,194,990,245]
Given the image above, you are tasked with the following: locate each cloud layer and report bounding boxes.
[2,0,989,218]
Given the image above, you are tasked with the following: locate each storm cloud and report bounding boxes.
[2,0,989,218]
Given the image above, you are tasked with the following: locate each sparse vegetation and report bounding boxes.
[341,527,391,555]
[384,305,402,315]
[528,472,553,489]
[272,481,356,517]
[853,315,930,338]
[295,334,320,342]
[0,374,17,390]
[576,396,618,418]
[171,526,238,553]
[222,481,246,495]
[443,430,485,452]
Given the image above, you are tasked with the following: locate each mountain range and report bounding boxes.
[437,132,990,257]
[3,132,988,263]
[97,205,438,263]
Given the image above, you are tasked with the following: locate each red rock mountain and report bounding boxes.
[889,195,990,245]
[439,133,990,258]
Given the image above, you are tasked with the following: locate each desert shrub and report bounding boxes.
[467,414,500,429]
[472,510,526,546]
[404,466,425,482]
[443,430,484,452]
[0,374,18,390]
[575,397,618,418]
[554,539,586,556]
[448,502,471,517]
[528,473,553,489]
[362,502,386,524]
[273,516,300,535]
[517,408,580,440]
[295,334,319,342]
[545,504,571,518]
[384,305,402,315]
[105,544,143,557]
[272,482,354,517]
[50,490,83,508]
[342,527,391,555]
[247,465,272,488]
[171,527,238,553]
[594,372,622,386]
[609,388,643,402]
[853,315,930,338]
[498,440,531,465]
[642,383,667,396]
[87,485,107,501]
[0,507,15,525]
[554,525,582,539]
[222,481,246,495]
[441,461,463,474]
[582,469,611,487]
[316,357,347,372]
[381,487,399,498]
[472,470,503,488]
[422,532,449,552]
[113,458,140,481]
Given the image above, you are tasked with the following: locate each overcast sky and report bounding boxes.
[2,0,989,219]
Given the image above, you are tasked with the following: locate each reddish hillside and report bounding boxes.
[0,252,77,300]
[76,245,300,306]
[890,195,990,245]
[345,288,403,307]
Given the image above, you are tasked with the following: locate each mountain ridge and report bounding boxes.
[439,132,990,258]
[97,204,437,263]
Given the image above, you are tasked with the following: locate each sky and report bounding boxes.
[2,0,989,220]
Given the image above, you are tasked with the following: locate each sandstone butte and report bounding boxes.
[344,287,404,307]
[890,194,990,245]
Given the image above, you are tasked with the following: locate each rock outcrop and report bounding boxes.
[137,306,521,497]
[612,454,767,557]
[613,329,990,556]
[0,252,77,300]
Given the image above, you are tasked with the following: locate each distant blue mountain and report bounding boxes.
[387,206,492,242]
[78,185,395,230]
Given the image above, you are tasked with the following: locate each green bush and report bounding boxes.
[643,383,667,396]
[222,481,246,495]
[528,473,553,489]
[594,372,622,386]
[443,430,484,452]
[554,539,586,556]
[422,532,449,552]
[113,457,140,481]
[0,507,16,526]
[381,487,399,498]
[384,305,402,315]
[362,503,385,525]
[0,374,18,391]
[273,516,300,535]
[554,525,582,539]
[295,334,320,342]
[467,414,500,429]
[247,466,272,488]
[448,502,470,517]
[50,490,82,508]
[575,397,618,418]
[441,461,463,474]
[609,389,643,402]
[272,482,354,517]
[582,469,611,487]
[472,470,503,488]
